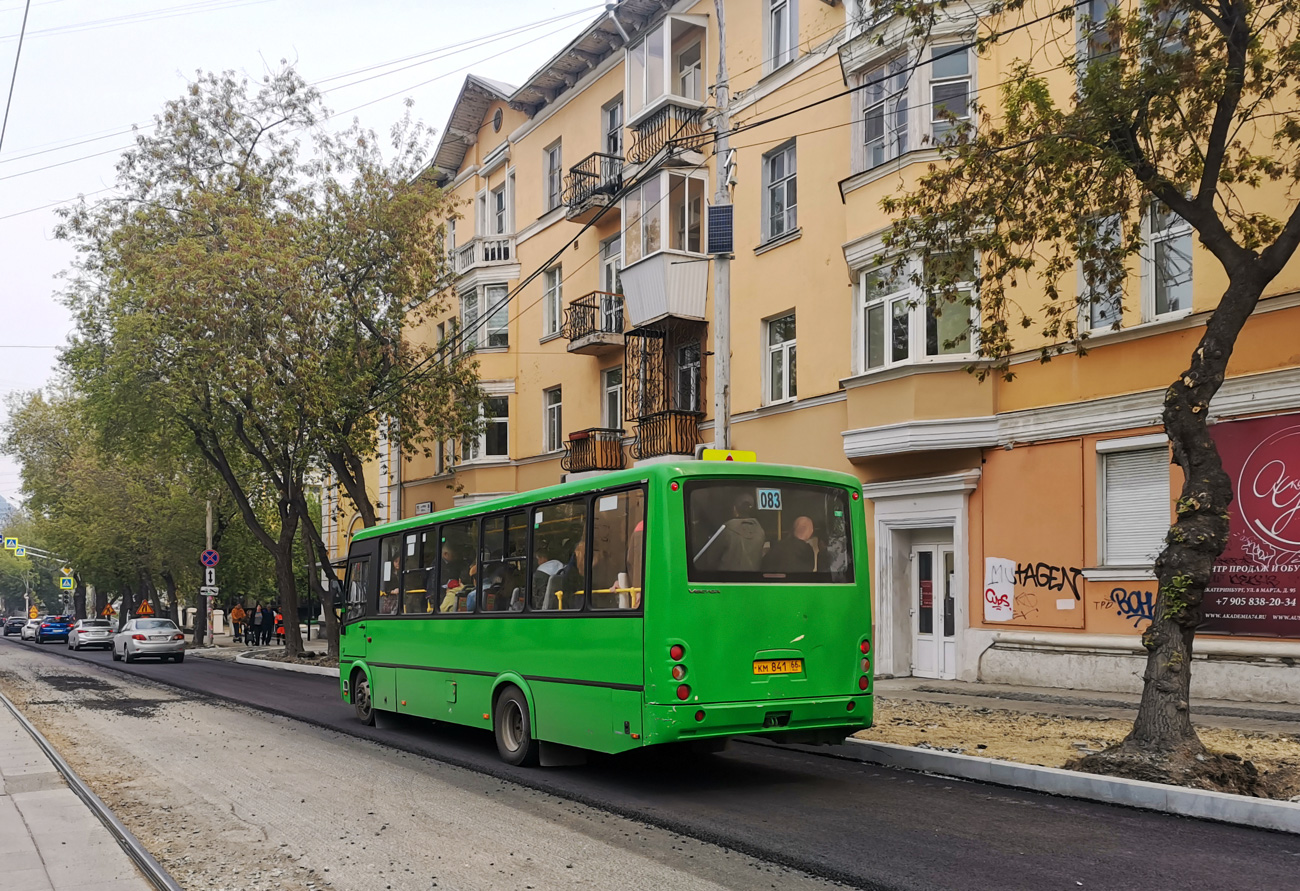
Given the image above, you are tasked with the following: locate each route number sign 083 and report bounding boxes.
[757,488,782,510]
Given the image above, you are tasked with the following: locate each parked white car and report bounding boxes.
[68,618,114,650]
[113,618,186,663]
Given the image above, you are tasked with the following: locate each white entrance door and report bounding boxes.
[911,545,957,679]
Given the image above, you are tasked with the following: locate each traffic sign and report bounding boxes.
[199,585,220,597]
[28,606,38,619]
[136,599,154,617]
[4,537,16,550]
[61,566,73,576]
[14,546,25,557]
[200,549,220,567]
[700,448,756,463]
[204,566,216,586]
[101,604,115,618]
[59,577,74,589]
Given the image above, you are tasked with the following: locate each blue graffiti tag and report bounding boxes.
[1110,587,1156,628]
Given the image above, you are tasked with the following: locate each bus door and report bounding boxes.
[340,551,374,664]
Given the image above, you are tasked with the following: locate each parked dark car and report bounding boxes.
[3,615,25,636]
[35,615,75,644]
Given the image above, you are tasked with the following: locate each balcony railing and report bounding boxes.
[453,235,515,275]
[627,104,707,164]
[562,152,623,221]
[561,428,627,473]
[630,410,702,460]
[562,291,624,356]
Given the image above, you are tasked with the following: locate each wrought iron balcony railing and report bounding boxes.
[627,104,707,165]
[630,410,702,460]
[453,235,515,275]
[561,428,627,473]
[562,152,623,214]
[563,291,624,341]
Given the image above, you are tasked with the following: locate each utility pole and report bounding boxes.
[205,499,214,647]
[711,0,732,450]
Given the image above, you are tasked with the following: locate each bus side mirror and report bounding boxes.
[339,621,347,636]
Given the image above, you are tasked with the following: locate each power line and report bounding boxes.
[0,0,279,42]
[0,0,32,153]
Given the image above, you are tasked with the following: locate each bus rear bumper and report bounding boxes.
[644,694,872,745]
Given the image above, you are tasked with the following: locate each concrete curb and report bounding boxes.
[845,738,1300,834]
[233,652,340,678]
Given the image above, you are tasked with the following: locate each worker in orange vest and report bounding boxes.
[229,603,247,643]
[274,610,285,646]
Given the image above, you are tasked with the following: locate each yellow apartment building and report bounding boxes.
[323,0,1300,703]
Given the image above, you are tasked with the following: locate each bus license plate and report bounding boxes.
[753,659,802,675]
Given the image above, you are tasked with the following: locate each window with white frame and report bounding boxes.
[863,55,909,169]
[675,341,701,411]
[602,366,624,428]
[447,219,456,252]
[623,171,706,264]
[626,16,707,121]
[1098,441,1170,565]
[768,0,798,71]
[460,291,480,351]
[930,45,972,144]
[484,284,509,348]
[860,253,975,371]
[544,141,563,211]
[1146,200,1192,318]
[766,313,796,403]
[1079,0,1119,65]
[465,396,509,461]
[603,97,623,156]
[544,387,563,452]
[491,185,507,234]
[763,142,797,241]
[1080,213,1124,330]
[542,266,562,337]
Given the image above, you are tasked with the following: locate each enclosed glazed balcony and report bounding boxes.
[562,291,625,356]
[630,410,702,460]
[453,235,515,275]
[625,15,709,163]
[563,152,623,223]
[620,170,709,327]
[561,427,627,473]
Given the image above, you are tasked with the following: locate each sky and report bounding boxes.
[0,0,602,504]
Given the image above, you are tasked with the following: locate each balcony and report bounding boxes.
[562,291,625,356]
[627,104,707,164]
[630,410,702,460]
[561,427,626,473]
[453,235,515,276]
[563,152,623,224]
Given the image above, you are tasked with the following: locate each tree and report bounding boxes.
[879,0,1300,782]
[57,67,479,657]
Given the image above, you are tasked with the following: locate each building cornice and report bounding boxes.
[844,416,997,459]
[862,469,982,500]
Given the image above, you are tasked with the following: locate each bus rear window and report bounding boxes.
[684,481,854,583]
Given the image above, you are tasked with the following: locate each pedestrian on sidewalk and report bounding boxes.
[259,605,275,646]
[249,603,264,646]
[274,609,284,646]
[229,603,246,643]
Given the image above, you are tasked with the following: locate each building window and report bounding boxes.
[603,366,624,427]
[460,291,480,351]
[1147,200,1192,318]
[624,171,706,264]
[675,342,701,411]
[466,396,509,461]
[763,142,797,241]
[768,0,797,71]
[604,98,623,156]
[676,40,702,101]
[864,56,908,169]
[1080,213,1123,330]
[860,253,975,372]
[544,142,563,211]
[601,235,623,297]
[447,219,456,252]
[627,17,707,120]
[766,314,796,403]
[491,186,507,234]
[484,284,509,348]
[1079,0,1119,66]
[930,45,972,143]
[543,266,562,337]
[1099,444,1170,565]
[544,387,563,452]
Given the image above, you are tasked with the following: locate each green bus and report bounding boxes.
[338,459,873,765]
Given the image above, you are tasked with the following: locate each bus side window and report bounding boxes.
[591,488,646,610]
[531,498,588,611]
[344,557,370,621]
[378,535,402,615]
[482,512,527,612]
[437,519,478,614]
[402,529,433,614]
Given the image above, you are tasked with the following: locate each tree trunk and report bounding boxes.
[92,584,107,621]
[73,577,87,620]
[118,583,133,630]
[274,512,305,658]
[296,495,341,658]
[327,449,378,529]
[1121,271,1265,756]
[161,571,180,624]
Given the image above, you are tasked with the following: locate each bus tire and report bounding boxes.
[352,669,376,726]
[494,687,538,766]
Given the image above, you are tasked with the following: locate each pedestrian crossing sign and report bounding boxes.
[4,537,16,550]
[59,577,74,589]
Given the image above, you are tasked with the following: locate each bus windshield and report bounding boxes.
[684,480,854,583]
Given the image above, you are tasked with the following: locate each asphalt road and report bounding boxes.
[2,634,1295,891]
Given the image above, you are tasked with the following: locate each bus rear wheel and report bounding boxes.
[494,687,537,766]
[352,670,376,726]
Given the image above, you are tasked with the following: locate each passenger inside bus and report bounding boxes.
[694,493,766,572]
[763,515,815,572]
[545,538,589,610]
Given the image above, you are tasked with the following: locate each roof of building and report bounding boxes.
[428,74,516,184]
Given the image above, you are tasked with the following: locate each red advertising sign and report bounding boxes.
[1202,414,1300,637]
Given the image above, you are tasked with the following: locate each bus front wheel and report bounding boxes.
[494,687,538,766]
[352,670,376,727]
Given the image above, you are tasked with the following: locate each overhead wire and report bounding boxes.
[0,0,279,41]
[0,0,32,153]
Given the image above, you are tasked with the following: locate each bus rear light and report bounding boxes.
[858,676,869,691]
[861,658,870,673]
[671,665,686,681]
[670,644,685,661]
[670,481,679,491]
[676,684,691,701]
[695,710,705,722]
[860,640,870,654]
[846,701,856,711]
[852,490,860,500]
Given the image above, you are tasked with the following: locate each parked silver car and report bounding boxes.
[112,618,186,663]
[68,618,115,650]
[19,618,41,640]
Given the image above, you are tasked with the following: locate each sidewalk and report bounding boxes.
[0,700,154,891]
[874,676,1300,735]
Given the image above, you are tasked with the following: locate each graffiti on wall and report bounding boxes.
[1107,587,1156,628]
[1014,562,1084,600]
